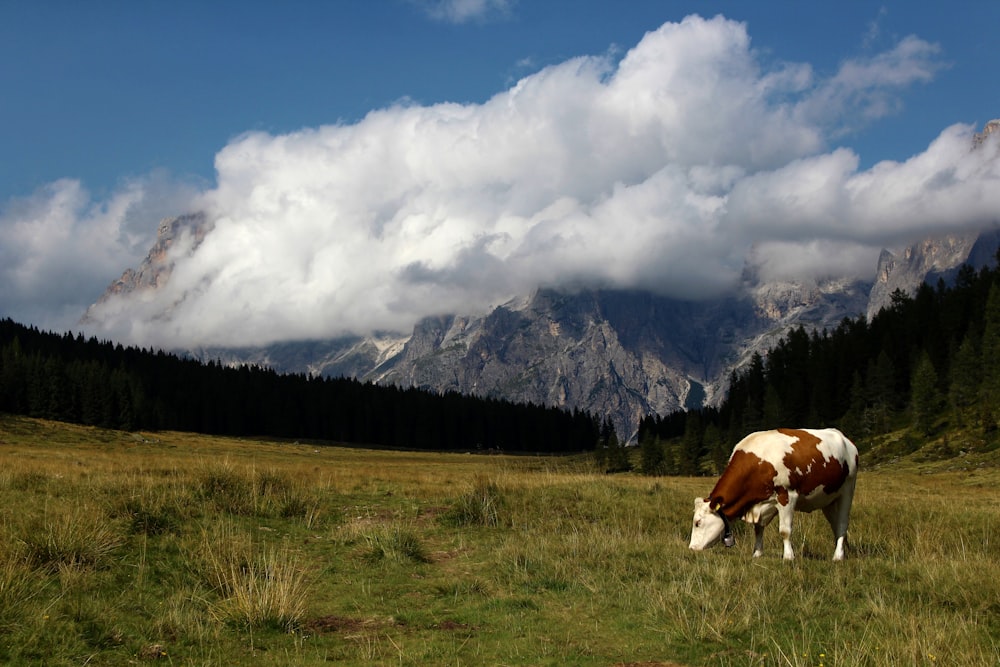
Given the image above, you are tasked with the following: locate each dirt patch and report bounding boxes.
[417,504,450,520]
[305,615,480,636]
[303,615,379,634]
[137,643,168,660]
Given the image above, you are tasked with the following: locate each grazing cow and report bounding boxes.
[688,428,859,561]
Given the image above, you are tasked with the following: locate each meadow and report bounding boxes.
[1,414,998,666]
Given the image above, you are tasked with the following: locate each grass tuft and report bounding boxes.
[444,473,505,527]
[16,504,122,571]
[196,522,310,631]
[360,525,431,564]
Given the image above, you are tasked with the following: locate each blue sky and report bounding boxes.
[4,0,996,199]
[1,1,999,345]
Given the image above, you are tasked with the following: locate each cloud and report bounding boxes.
[10,15,999,349]
[418,0,514,24]
[862,6,889,50]
[792,35,943,136]
[0,172,199,333]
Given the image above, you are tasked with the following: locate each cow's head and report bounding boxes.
[689,497,734,551]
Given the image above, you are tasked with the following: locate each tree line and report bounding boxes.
[0,319,600,453]
[637,252,1000,475]
[6,252,999,462]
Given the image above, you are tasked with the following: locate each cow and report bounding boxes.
[688,428,859,561]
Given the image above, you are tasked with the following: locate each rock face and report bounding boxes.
[365,281,872,440]
[192,333,409,381]
[149,267,871,440]
[974,119,1000,147]
[81,220,998,442]
[81,212,210,319]
[867,228,1000,321]
[867,234,981,321]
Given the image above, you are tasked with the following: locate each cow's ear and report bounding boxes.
[710,497,723,511]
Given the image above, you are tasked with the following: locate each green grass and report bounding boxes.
[0,414,998,665]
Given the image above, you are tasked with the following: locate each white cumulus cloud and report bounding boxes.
[6,15,998,349]
[0,172,199,333]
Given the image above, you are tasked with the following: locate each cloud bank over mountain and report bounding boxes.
[4,15,999,348]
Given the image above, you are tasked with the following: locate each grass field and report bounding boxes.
[1,414,999,666]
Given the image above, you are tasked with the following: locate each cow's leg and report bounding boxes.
[824,479,856,561]
[777,503,796,560]
[752,522,766,557]
[750,505,777,558]
[821,500,845,560]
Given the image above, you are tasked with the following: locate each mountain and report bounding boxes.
[82,214,999,441]
[865,119,1000,322]
[867,229,1000,321]
[82,217,874,440]
[83,212,210,309]
[83,124,1000,442]
[366,280,872,440]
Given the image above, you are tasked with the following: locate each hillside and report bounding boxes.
[0,318,600,453]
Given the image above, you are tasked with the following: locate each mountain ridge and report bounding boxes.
[82,218,999,441]
[81,122,1000,441]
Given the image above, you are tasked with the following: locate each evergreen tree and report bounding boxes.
[600,418,631,473]
[676,411,702,476]
[910,351,942,436]
[980,284,1000,431]
[741,352,766,431]
[762,384,783,426]
[638,433,666,476]
[839,371,867,438]
[868,350,896,434]
[699,422,728,475]
[949,332,981,427]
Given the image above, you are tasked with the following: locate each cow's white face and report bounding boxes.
[689,497,726,550]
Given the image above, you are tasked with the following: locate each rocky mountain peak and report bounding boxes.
[867,234,980,320]
[82,212,209,318]
[974,118,1000,147]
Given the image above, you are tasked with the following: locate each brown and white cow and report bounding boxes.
[689,428,859,561]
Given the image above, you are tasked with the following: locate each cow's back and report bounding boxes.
[710,428,858,517]
[737,428,858,477]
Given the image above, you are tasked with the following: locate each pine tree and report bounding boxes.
[677,412,702,476]
[763,384,783,426]
[839,371,867,438]
[741,352,766,431]
[699,422,728,475]
[949,332,981,427]
[601,418,631,473]
[868,350,896,434]
[638,433,666,476]
[910,351,942,436]
[980,284,1000,431]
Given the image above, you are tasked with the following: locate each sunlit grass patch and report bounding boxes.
[359,524,431,564]
[195,521,310,631]
[193,460,328,526]
[16,502,123,572]
[0,541,38,630]
[104,474,193,536]
[443,473,506,527]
